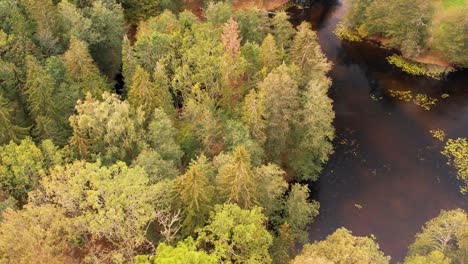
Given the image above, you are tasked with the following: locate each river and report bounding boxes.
[300,0,468,262]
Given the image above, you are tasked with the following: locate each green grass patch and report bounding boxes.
[442,0,465,8]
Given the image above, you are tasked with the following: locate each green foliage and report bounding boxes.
[292,228,391,264]
[197,203,273,263]
[272,11,295,50]
[173,155,215,235]
[86,0,125,78]
[31,161,158,262]
[260,64,299,162]
[254,163,288,218]
[205,1,234,26]
[63,36,109,97]
[183,85,222,156]
[0,94,28,145]
[284,184,319,243]
[259,34,281,74]
[0,6,339,262]
[404,250,451,264]
[289,76,334,181]
[128,65,160,115]
[270,223,295,264]
[406,209,468,263]
[339,0,467,67]
[24,56,68,143]
[290,22,331,84]
[69,92,146,162]
[0,205,78,264]
[154,237,218,263]
[235,8,271,44]
[0,138,44,203]
[216,146,258,209]
[442,138,468,193]
[432,8,468,67]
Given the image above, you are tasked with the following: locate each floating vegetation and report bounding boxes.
[389,90,438,110]
[414,94,438,110]
[441,93,450,99]
[354,203,363,209]
[388,90,413,102]
[387,55,454,80]
[430,129,446,142]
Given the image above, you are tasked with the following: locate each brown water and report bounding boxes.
[301,0,468,262]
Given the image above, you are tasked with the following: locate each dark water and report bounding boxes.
[302,0,468,262]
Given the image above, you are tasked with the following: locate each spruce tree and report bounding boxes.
[216,146,258,209]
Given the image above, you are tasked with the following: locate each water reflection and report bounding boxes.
[304,0,468,262]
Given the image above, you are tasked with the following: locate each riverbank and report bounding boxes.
[333,0,466,79]
[334,26,456,79]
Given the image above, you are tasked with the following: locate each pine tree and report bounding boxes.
[216,146,258,209]
[173,155,215,235]
[290,22,331,84]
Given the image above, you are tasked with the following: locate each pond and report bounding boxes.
[302,0,468,262]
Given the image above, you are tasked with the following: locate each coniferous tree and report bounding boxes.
[259,64,300,162]
[259,34,280,74]
[183,85,222,156]
[0,95,28,144]
[290,76,335,181]
[272,11,295,50]
[63,36,108,97]
[87,0,125,78]
[24,56,66,142]
[173,155,215,235]
[152,63,175,117]
[284,184,320,244]
[128,65,158,115]
[242,89,266,144]
[20,0,63,55]
[290,22,331,84]
[216,146,258,209]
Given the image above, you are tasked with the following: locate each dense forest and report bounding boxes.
[0,0,467,263]
[336,0,467,78]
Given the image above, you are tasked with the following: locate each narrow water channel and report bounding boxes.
[303,0,468,262]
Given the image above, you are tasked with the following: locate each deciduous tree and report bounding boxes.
[197,203,273,263]
[292,228,390,264]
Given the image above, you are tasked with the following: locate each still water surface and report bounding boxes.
[302,0,468,262]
